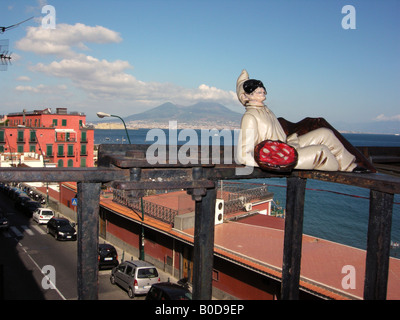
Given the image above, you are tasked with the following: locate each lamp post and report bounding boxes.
[96,112,145,260]
[96,112,131,144]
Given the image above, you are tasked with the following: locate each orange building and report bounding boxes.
[0,108,94,167]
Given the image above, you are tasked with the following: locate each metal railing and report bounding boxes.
[0,142,399,300]
[218,181,273,214]
[113,189,179,224]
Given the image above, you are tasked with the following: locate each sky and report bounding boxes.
[0,0,399,132]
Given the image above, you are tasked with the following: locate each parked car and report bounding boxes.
[15,198,41,218]
[14,194,32,211]
[0,212,9,231]
[20,200,42,217]
[110,260,160,298]
[146,282,192,300]
[33,208,55,224]
[98,243,119,269]
[46,217,77,241]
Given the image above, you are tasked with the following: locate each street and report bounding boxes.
[0,190,166,300]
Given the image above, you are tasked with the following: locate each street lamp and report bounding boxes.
[96,112,131,144]
[96,111,145,259]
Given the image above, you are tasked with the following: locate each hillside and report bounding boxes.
[124,102,242,123]
[94,102,243,129]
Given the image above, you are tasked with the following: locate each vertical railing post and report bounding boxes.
[281,176,307,300]
[189,167,216,300]
[192,186,216,300]
[364,190,394,300]
[77,181,101,300]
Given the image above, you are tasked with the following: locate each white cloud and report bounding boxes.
[15,84,68,94]
[15,23,122,57]
[374,114,400,121]
[16,76,31,82]
[30,54,238,107]
[15,22,239,114]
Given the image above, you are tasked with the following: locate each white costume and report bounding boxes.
[236,70,357,172]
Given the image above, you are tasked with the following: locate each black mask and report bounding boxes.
[243,79,266,94]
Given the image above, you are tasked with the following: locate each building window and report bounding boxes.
[62,119,67,126]
[81,144,87,155]
[46,145,53,156]
[67,159,73,167]
[53,119,58,127]
[80,158,86,167]
[30,131,37,142]
[17,145,24,153]
[81,131,87,142]
[17,131,24,142]
[0,131,4,143]
[30,145,36,153]
[67,145,74,156]
[58,145,64,156]
[58,159,64,167]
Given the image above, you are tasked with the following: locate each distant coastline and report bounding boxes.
[91,120,240,130]
[92,122,399,135]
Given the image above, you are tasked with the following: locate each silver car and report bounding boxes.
[110,260,160,298]
[32,207,55,224]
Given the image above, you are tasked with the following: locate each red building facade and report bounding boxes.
[0,108,94,167]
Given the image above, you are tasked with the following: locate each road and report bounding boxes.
[0,190,167,300]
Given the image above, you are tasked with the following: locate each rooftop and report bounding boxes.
[100,189,400,300]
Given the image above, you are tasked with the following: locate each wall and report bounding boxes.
[100,204,280,300]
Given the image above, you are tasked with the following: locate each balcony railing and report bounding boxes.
[113,189,179,224]
[0,142,399,300]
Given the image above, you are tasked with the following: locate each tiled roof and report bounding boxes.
[100,191,400,300]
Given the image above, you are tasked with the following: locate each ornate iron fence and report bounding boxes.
[113,189,178,224]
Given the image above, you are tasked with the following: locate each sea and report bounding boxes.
[94,129,400,257]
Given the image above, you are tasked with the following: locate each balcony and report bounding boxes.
[0,142,399,300]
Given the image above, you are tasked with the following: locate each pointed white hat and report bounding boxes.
[236,69,249,106]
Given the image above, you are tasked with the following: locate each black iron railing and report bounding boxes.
[0,143,399,300]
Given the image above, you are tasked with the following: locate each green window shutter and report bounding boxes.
[81,144,87,155]
[30,131,36,142]
[58,145,64,156]
[80,158,86,167]
[47,145,53,156]
[68,145,74,156]
[18,131,24,142]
